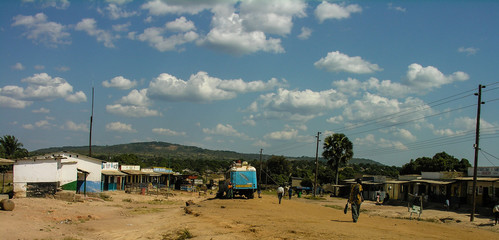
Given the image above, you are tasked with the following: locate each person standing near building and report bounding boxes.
[288,187,293,200]
[277,185,284,204]
[348,178,364,223]
[493,202,499,225]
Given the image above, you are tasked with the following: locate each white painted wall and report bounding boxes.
[13,158,59,196]
[59,162,77,187]
[61,153,102,182]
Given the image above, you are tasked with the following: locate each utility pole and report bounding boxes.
[259,149,263,188]
[89,87,94,157]
[470,84,485,222]
[313,132,321,198]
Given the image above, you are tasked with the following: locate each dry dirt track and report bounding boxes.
[1,191,498,240]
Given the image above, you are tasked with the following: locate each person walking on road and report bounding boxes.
[277,186,284,204]
[288,187,293,200]
[348,178,364,223]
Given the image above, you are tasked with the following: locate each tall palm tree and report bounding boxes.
[0,135,28,159]
[322,133,353,188]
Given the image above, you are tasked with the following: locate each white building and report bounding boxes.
[13,152,103,197]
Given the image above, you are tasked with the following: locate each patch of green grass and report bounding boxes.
[147,199,177,205]
[98,193,112,201]
[162,228,194,240]
[131,206,164,215]
[62,236,81,240]
[324,204,343,210]
[304,196,326,201]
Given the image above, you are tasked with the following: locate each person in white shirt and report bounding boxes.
[277,186,284,204]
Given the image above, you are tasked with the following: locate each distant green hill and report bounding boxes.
[31,141,383,165]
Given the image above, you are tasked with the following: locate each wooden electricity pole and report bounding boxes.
[470,84,485,222]
[89,87,94,157]
[313,132,321,198]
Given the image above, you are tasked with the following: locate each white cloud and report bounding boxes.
[65,91,87,103]
[252,139,270,148]
[239,0,307,36]
[315,1,362,23]
[0,73,86,105]
[137,26,199,52]
[106,0,132,5]
[218,77,286,93]
[148,71,283,102]
[434,117,496,136]
[326,115,343,124]
[141,0,219,15]
[112,22,131,32]
[332,77,412,98]
[35,119,50,129]
[106,121,136,132]
[31,0,70,9]
[199,4,284,55]
[298,27,312,40]
[120,89,150,106]
[393,128,417,141]
[32,107,50,113]
[0,95,32,109]
[34,65,45,70]
[62,120,88,132]
[242,115,256,126]
[343,92,431,125]
[75,18,117,48]
[264,128,298,140]
[106,104,160,117]
[22,124,34,130]
[203,123,248,139]
[251,88,347,122]
[458,47,479,56]
[55,66,70,72]
[315,51,382,74]
[152,128,186,136]
[12,63,25,71]
[165,17,196,32]
[11,13,70,47]
[103,3,138,20]
[355,134,408,150]
[102,76,137,90]
[404,63,469,90]
[388,3,406,12]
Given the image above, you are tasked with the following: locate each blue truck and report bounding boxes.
[217,161,257,199]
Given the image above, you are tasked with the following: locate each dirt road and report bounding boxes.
[1,191,498,240]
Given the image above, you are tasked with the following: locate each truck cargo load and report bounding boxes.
[217,161,257,199]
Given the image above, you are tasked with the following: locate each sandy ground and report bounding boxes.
[1,190,498,240]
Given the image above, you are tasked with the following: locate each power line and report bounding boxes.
[480,151,496,166]
[480,149,499,161]
[347,103,477,137]
[333,88,476,134]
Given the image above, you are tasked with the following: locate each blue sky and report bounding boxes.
[1,0,498,167]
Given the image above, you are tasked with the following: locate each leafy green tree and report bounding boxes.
[265,155,292,185]
[300,178,313,188]
[0,135,28,159]
[322,133,353,186]
[400,152,471,174]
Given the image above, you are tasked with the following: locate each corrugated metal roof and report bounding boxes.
[121,170,143,175]
[0,158,14,165]
[101,170,127,176]
[411,179,455,185]
[454,177,499,182]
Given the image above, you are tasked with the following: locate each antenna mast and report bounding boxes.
[89,87,94,157]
